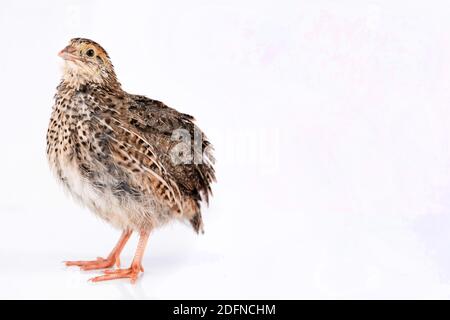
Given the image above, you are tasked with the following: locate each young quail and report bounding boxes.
[46,38,215,283]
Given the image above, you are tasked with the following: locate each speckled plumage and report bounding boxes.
[47,39,215,236]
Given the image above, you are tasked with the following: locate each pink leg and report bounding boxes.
[65,230,132,270]
[90,230,150,283]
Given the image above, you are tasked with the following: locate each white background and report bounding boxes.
[1,0,450,299]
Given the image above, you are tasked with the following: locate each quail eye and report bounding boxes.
[86,49,95,57]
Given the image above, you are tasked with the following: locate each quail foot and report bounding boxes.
[47,38,215,283]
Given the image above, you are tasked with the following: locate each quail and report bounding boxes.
[46,38,215,283]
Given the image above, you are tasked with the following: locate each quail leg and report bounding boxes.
[90,230,150,283]
[65,230,132,270]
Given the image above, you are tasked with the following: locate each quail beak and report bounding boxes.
[58,45,78,61]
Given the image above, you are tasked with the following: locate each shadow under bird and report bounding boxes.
[46,38,216,283]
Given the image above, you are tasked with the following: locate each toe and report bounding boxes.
[65,257,116,270]
[103,268,131,275]
[90,273,128,282]
[89,267,141,283]
[65,260,86,267]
